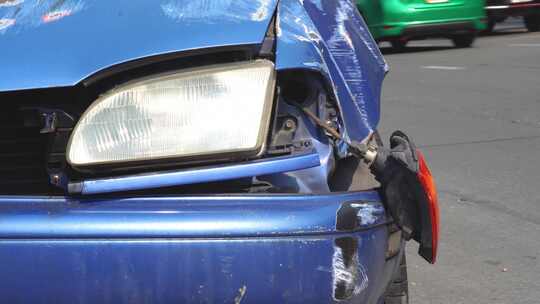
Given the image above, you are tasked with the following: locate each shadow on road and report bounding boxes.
[380,45,454,55]
[480,28,528,37]
[380,28,533,55]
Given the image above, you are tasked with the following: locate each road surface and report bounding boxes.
[378,19,540,304]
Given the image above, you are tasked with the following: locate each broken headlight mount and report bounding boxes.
[301,105,440,264]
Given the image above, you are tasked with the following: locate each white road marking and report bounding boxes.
[421,65,466,70]
[509,43,540,47]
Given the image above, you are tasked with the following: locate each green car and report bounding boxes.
[357,0,487,50]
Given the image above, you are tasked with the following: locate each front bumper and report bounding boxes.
[0,191,400,303]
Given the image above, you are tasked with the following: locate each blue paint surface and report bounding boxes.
[0,191,383,238]
[0,192,393,303]
[276,0,387,142]
[0,0,399,302]
[0,0,278,91]
[1,0,385,143]
[0,234,389,303]
[78,150,320,195]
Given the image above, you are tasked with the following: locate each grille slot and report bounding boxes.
[0,109,62,195]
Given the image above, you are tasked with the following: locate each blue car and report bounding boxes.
[0,0,439,303]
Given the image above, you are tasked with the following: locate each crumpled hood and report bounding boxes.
[0,0,278,92]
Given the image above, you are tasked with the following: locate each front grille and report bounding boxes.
[0,109,61,195]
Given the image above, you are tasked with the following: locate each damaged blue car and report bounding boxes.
[0,0,439,303]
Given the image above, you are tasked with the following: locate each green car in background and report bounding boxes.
[357,0,487,50]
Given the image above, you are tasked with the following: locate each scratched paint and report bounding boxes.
[332,238,369,300]
[234,285,247,304]
[0,1,395,302]
[0,0,278,91]
[0,17,14,31]
[351,203,385,225]
[42,9,72,23]
[1,0,386,146]
[160,0,275,23]
[0,0,23,7]
[0,0,84,34]
[276,0,387,142]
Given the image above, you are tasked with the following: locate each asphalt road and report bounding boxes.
[377,19,540,304]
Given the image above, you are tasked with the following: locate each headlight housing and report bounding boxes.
[67,60,276,167]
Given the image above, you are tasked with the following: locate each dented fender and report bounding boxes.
[276,0,388,142]
[1,0,386,145]
[0,0,419,303]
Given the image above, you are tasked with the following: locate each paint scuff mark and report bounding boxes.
[0,18,15,31]
[234,285,247,304]
[0,0,24,7]
[332,237,368,300]
[42,9,71,23]
[161,0,275,23]
[336,202,383,231]
[251,0,271,21]
[351,203,384,225]
[1,0,85,34]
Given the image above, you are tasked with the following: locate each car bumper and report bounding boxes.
[0,192,401,303]
[364,0,486,39]
[401,21,476,37]
[373,19,486,40]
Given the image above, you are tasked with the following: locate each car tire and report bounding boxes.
[452,34,475,48]
[391,39,408,52]
[524,15,540,32]
[484,20,496,33]
[384,253,409,304]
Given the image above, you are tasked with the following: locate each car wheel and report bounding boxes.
[390,39,408,52]
[524,15,540,32]
[384,253,409,304]
[452,34,475,48]
[484,20,496,33]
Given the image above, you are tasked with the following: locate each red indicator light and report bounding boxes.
[417,151,439,264]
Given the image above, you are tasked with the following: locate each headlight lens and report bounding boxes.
[67,60,275,167]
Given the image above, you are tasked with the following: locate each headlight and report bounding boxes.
[67,60,276,167]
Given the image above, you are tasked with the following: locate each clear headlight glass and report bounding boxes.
[67,60,275,167]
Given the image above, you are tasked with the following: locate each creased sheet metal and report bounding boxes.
[276,0,388,142]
